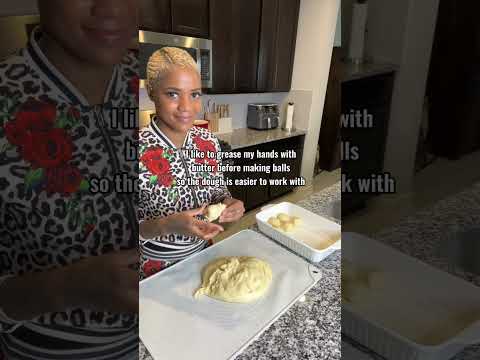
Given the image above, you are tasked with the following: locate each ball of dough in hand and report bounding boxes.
[268,217,282,228]
[205,203,227,222]
[194,257,273,303]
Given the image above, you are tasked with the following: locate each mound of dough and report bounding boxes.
[194,257,273,303]
[205,203,227,222]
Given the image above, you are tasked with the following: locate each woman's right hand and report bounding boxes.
[0,249,139,321]
[66,249,139,314]
[161,205,224,240]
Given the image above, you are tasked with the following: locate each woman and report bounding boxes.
[139,47,245,277]
[0,1,138,359]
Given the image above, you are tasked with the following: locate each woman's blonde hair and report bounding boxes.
[146,47,199,99]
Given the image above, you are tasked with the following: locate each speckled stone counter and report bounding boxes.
[140,182,342,360]
[216,127,306,150]
[343,182,480,360]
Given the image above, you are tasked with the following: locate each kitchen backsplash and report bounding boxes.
[139,88,288,129]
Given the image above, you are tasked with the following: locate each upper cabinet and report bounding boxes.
[258,0,300,92]
[171,0,209,38]
[210,0,261,93]
[139,0,171,33]
[139,0,209,38]
[139,0,300,93]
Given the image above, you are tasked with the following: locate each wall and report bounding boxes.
[341,0,440,192]
[0,0,38,16]
[382,0,440,192]
[140,88,287,129]
[334,3,342,47]
[288,0,340,184]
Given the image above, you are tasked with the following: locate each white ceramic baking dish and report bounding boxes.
[256,202,341,263]
[342,232,480,360]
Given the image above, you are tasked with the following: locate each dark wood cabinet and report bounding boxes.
[209,0,261,93]
[139,0,300,94]
[427,0,480,159]
[208,0,235,92]
[140,0,209,37]
[140,0,171,33]
[257,0,300,92]
[341,73,394,215]
[171,0,209,38]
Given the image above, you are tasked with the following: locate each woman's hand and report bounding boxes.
[162,205,224,240]
[219,198,245,223]
[0,249,139,320]
[66,249,139,314]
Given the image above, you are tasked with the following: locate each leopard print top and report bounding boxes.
[0,27,138,359]
[139,118,231,263]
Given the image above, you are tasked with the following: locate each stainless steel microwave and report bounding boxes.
[138,31,212,89]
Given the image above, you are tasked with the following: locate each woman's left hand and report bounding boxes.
[219,198,245,223]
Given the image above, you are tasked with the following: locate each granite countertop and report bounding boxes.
[216,127,306,150]
[343,182,480,360]
[340,61,398,82]
[140,182,342,360]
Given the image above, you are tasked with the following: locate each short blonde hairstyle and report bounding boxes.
[146,47,199,99]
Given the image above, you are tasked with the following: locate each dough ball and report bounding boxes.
[268,217,282,228]
[281,222,295,232]
[277,213,291,223]
[194,257,273,303]
[291,216,302,226]
[205,203,227,222]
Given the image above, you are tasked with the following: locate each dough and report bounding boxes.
[267,213,303,232]
[281,222,294,232]
[277,213,291,223]
[205,203,227,222]
[194,257,273,303]
[268,217,282,228]
[291,216,302,226]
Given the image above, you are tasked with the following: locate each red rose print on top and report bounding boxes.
[22,128,73,169]
[139,145,179,201]
[2,98,87,197]
[193,135,218,173]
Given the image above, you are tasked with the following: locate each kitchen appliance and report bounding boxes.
[140,229,322,360]
[247,103,279,130]
[139,31,212,89]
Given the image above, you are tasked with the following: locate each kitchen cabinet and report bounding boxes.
[257,0,300,92]
[341,73,395,215]
[209,0,261,93]
[139,0,300,94]
[139,0,209,38]
[223,135,305,211]
[139,0,171,33]
[427,0,480,159]
[171,0,209,38]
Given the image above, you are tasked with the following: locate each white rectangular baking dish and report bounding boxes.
[342,232,480,360]
[256,202,341,263]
